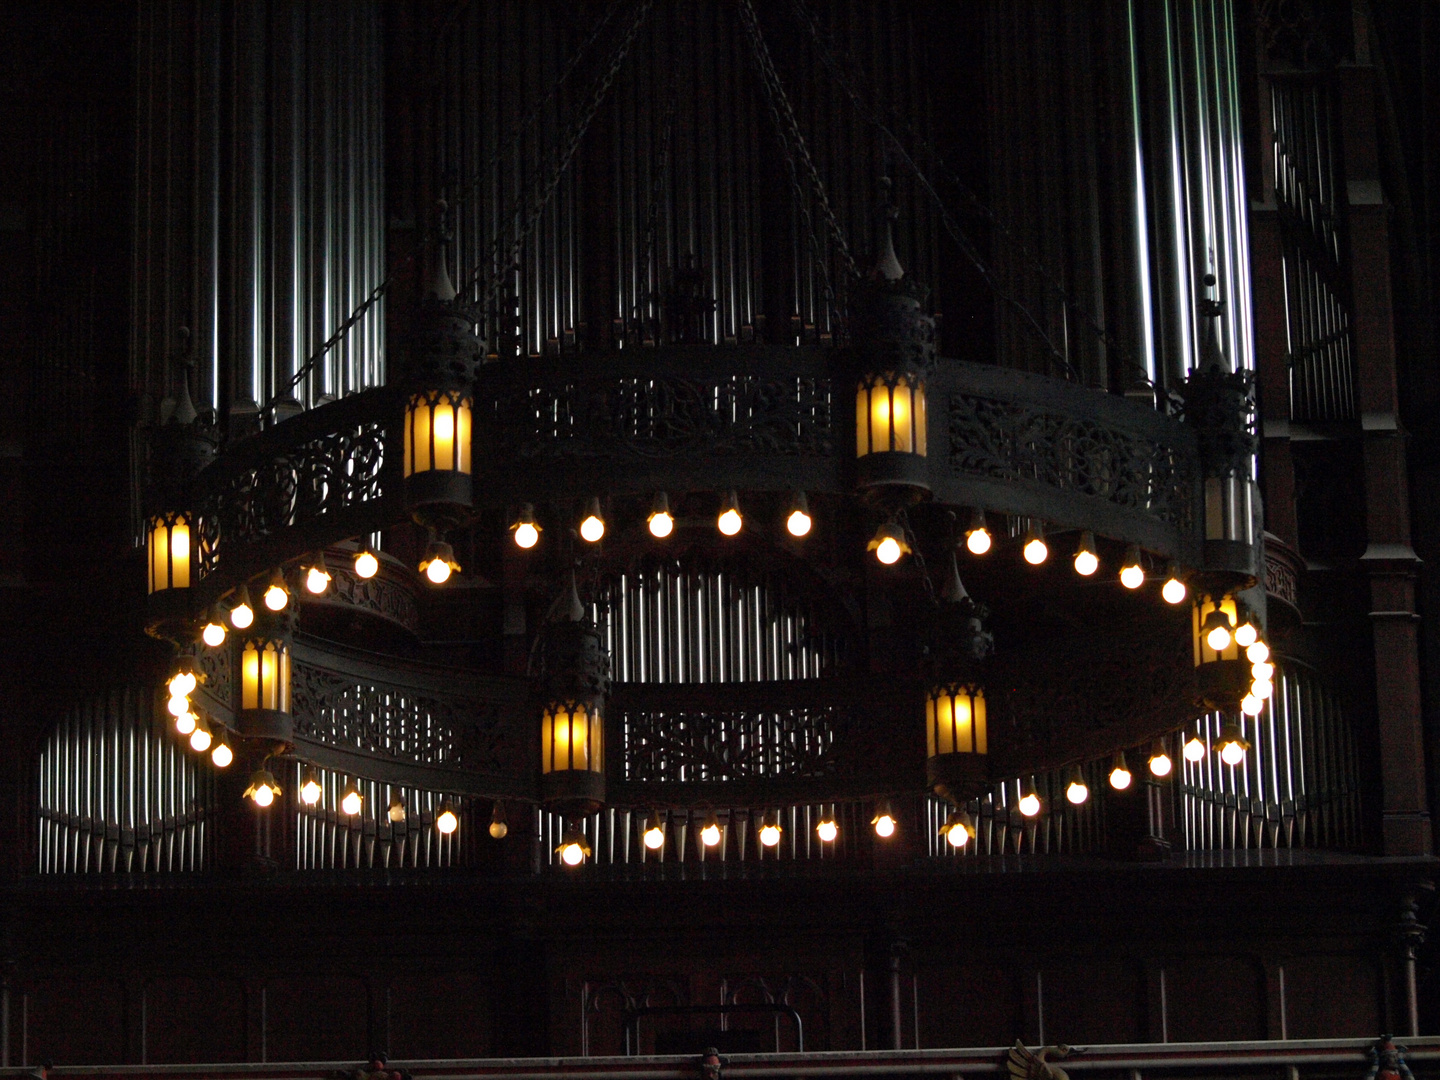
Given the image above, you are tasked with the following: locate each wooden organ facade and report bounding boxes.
[0,0,1437,1071]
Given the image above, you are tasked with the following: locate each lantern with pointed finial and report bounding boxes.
[403,201,482,531]
[236,608,295,743]
[538,573,611,816]
[925,553,994,802]
[851,176,934,494]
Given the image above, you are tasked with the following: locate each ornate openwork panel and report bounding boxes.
[621,706,846,782]
[947,394,1195,531]
[38,687,213,873]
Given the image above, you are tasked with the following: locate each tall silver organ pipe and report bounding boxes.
[132,0,386,425]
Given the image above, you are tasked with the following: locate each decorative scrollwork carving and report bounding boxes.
[948,394,1195,529]
[491,375,834,460]
[621,706,849,781]
[194,644,233,717]
[289,660,505,771]
[325,564,419,632]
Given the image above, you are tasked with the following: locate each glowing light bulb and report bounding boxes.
[189,725,212,753]
[300,776,322,806]
[340,786,363,816]
[202,620,227,647]
[388,797,407,823]
[759,822,782,847]
[786,510,812,538]
[246,770,279,808]
[1149,750,1172,777]
[252,784,275,808]
[354,549,379,579]
[1207,623,1232,652]
[263,583,288,612]
[1221,740,1247,766]
[1251,679,1274,700]
[1109,753,1132,790]
[1234,622,1258,648]
[1066,779,1089,805]
[1247,641,1270,664]
[436,807,458,835]
[425,557,452,584]
[944,820,970,848]
[875,536,902,564]
[305,566,331,595]
[168,671,198,698]
[718,508,742,536]
[1241,694,1263,716]
[560,842,586,866]
[580,514,605,543]
[1183,736,1206,762]
[1252,661,1274,681]
[1017,792,1041,817]
[816,818,838,843]
[873,814,896,837]
[700,822,722,847]
[643,821,665,850]
[1023,537,1049,565]
[168,694,190,717]
[966,528,992,555]
[211,742,233,768]
[513,522,539,549]
[1162,576,1187,604]
[230,600,254,629]
[175,711,198,736]
[1120,564,1145,589]
[649,511,674,538]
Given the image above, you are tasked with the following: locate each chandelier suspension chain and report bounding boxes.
[788,0,1117,384]
[464,0,654,326]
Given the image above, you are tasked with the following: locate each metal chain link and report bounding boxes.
[466,0,653,325]
[261,275,392,419]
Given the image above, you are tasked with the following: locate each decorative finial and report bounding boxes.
[426,199,457,303]
[871,175,904,283]
[942,552,970,605]
[547,569,586,624]
[171,328,198,426]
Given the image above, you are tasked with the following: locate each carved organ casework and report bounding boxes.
[114,0,1319,876]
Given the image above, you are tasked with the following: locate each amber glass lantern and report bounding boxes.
[147,511,193,593]
[404,390,472,499]
[855,373,929,489]
[925,682,989,801]
[540,698,605,813]
[1192,595,1249,709]
[237,617,293,742]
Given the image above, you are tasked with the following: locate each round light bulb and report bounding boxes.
[1252,679,1274,700]
[643,823,665,850]
[1066,780,1089,805]
[300,778,322,806]
[1247,641,1270,664]
[560,842,586,866]
[202,621,227,647]
[175,711,198,736]
[388,798,407,823]
[1023,538,1048,565]
[489,819,509,840]
[1149,752,1172,778]
[1110,765,1132,791]
[1120,564,1145,589]
[945,822,970,848]
[580,515,605,543]
[786,510,812,538]
[875,536,902,565]
[873,815,896,838]
[1183,736,1206,762]
[648,511,674,538]
[1221,740,1247,766]
[1018,793,1041,818]
[189,726,212,753]
[718,508,742,536]
[1241,694,1264,716]
[1234,623,1258,648]
[305,566,331,595]
[1206,624,1232,652]
[211,742,233,768]
[1074,550,1099,576]
[168,694,190,717]
[436,808,458,835]
[966,529,992,555]
[759,823,782,847]
[263,583,288,612]
[251,784,275,808]
[425,558,452,585]
[816,819,838,843]
[1252,661,1274,681]
[168,671,198,698]
[354,550,379,579]
[341,788,363,816]
[1162,577,1187,604]
[513,522,539,549]
[230,601,254,629]
[700,822,722,847]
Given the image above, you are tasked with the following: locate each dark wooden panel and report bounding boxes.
[917,965,1024,1049]
[23,976,126,1066]
[1165,956,1267,1042]
[145,976,247,1064]
[386,972,492,1060]
[264,976,370,1063]
[1042,961,1144,1045]
[1283,955,1382,1038]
